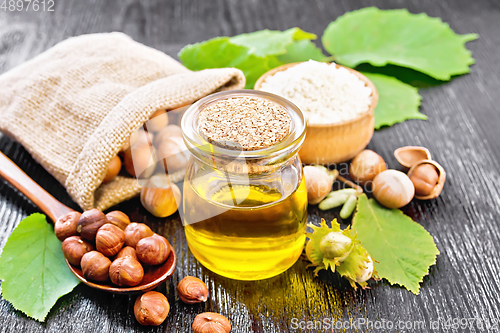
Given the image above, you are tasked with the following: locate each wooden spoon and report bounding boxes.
[0,151,176,294]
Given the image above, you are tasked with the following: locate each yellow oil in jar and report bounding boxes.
[183,171,307,280]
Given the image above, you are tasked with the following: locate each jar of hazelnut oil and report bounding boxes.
[181,90,308,280]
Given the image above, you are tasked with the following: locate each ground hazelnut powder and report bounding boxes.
[198,96,291,151]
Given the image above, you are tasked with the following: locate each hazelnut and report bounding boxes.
[157,136,190,173]
[123,143,156,178]
[177,276,209,304]
[372,170,415,209]
[144,109,169,133]
[54,211,81,241]
[154,124,182,147]
[124,223,154,248]
[96,224,125,257]
[134,291,170,326]
[105,210,131,230]
[77,209,109,241]
[121,129,154,152]
[102,155,122,184]
[409,163,439,196]
[140,175,181,218]
[136,234,171,266]
[192,312,231,333]
[349,149,387,185]
[80,251,112,282]
[109,256,144,287]
[303,165,334,205]
[61,236,94,266]
[115,246,138,260]
[407,160,446,200]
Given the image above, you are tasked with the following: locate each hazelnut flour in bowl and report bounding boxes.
[255,60,378,164]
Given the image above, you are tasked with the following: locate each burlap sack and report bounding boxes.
[0,32,245,211]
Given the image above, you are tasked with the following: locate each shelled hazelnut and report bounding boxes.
[192,312,231,333]
[95,224,125,257]
[136,234,171,266]
[105,211,131,230]
[124,223,154,248]
[54,211,81,241]
[134,291,170,326]
[77,209,109,241]
[109,256,144,287]
[81,251,112,282]
[62,236,93,266]
[115,246,138,260]
[177,276,209,304]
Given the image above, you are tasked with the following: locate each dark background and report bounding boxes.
[1,0,499,332]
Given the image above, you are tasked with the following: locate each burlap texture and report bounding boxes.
[0,32,245,211]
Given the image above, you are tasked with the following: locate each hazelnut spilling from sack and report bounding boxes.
[0,32,245,211]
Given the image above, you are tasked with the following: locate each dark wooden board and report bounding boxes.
[1,0,500,332]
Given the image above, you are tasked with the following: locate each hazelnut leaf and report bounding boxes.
[0,213,80,321]
[322,7,477,80]
[178,28,319,88]
[361,73,425,130]
[352,194,440,294]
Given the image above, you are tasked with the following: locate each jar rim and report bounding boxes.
[181,90,306,161]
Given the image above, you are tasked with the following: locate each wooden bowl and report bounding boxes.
[255,63,378,165]
[66,247,176,294]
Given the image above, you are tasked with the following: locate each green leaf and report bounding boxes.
[178,28,319,88]
[0,213,80,321]
[322,7,477,80]
[179,37,277,89]
[352,195,439,294]
[230,28,316,57]
[362,72,425,129]
[277,40,328,63]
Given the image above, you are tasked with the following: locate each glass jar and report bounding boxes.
[180,90,307,280]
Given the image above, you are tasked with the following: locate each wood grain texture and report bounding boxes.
[1,0,500,332]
